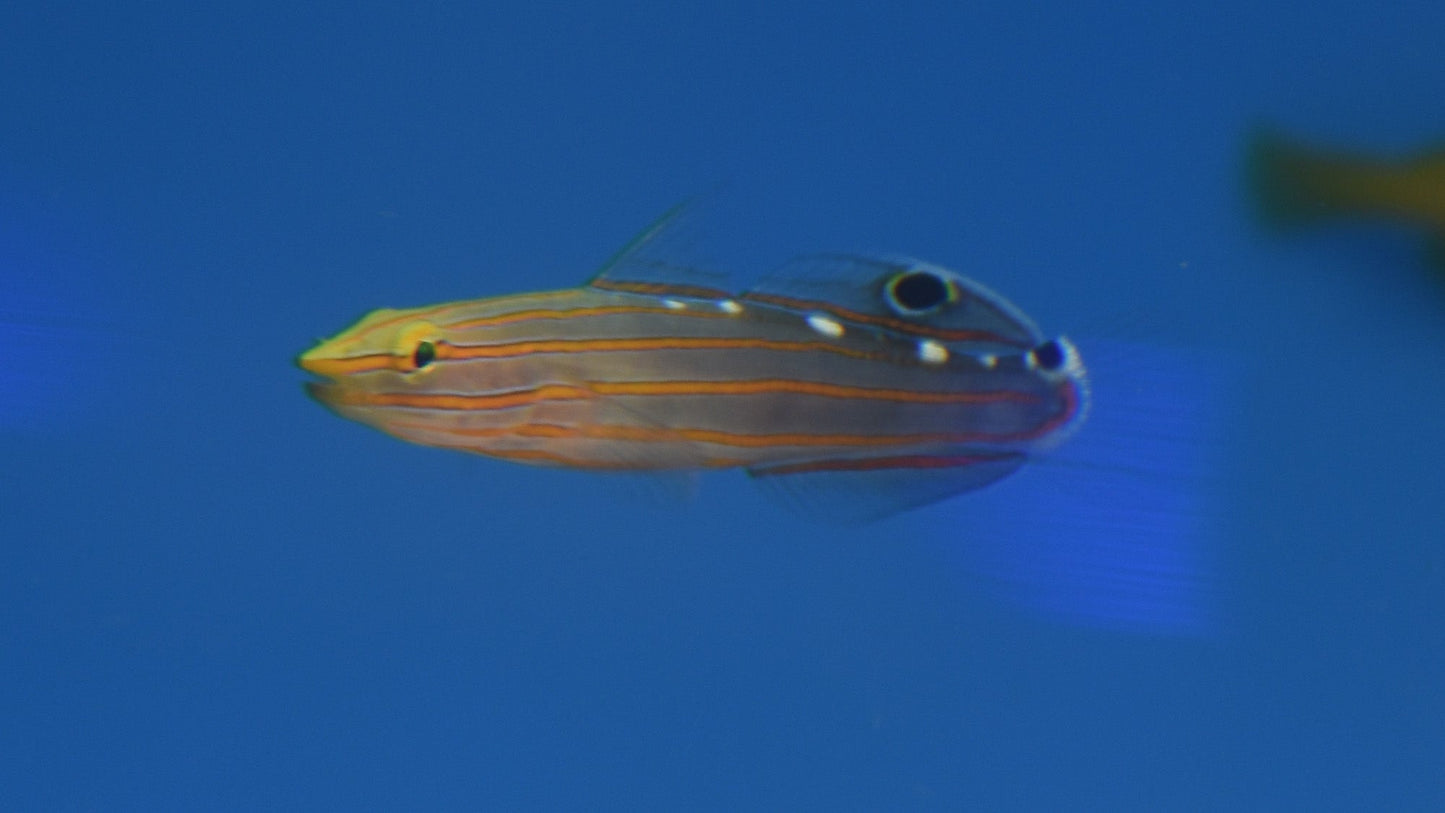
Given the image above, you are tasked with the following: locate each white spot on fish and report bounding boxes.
[717,299,743,315]
[805,313,845,339]
[979,354,997,369]
[663,299,687,310]
[1051,337,1086,379]
[917,339,949,365]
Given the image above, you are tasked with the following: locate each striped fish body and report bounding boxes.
[299,224,1088,517]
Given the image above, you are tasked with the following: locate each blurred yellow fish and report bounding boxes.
[1247,129,1445,266]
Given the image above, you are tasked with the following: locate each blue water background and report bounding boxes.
[3,3,1443,808]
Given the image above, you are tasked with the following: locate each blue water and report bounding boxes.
[3,3,1444,808]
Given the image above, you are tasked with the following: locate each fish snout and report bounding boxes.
[296,349,354,380]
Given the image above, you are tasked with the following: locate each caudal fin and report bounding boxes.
[1245,128,1355,229]
[938,340,1233,636]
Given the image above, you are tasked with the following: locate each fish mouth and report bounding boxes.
[303,377,360,419]
[297,348,346,410]
[303,378,337,403]
[302,379,380,427]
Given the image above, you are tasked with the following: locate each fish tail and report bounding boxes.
[1427,231,1445,277]
[941,340,1234,635]
[1244,128,1357,229]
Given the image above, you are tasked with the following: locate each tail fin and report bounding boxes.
[1245,128,1354,229]
[936,340,1233,636]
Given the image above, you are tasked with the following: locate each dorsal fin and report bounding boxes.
[741,254,1043,349]
[586,200,733,299]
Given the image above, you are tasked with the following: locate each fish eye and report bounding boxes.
[1030,339,1065,372]
[393,321,440,373]
[412,340,436,370]
[886,269,953,315]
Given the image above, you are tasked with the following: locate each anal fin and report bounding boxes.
[747,449,1026,524]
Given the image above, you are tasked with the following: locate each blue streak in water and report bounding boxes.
[0,218,115,433]
[0,284,78,430]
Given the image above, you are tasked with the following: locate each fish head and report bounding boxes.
[297,305,453,428]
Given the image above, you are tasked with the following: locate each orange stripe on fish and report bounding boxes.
[321,289,585,344]
[328,378,1039,413]
[318,384,596,411]
[301,335,894,377]
[390,420,1016,449]
[756,452,1020,476]
[587,379,1038,405]
[483,446,746,470]
[445,304,738,331]
[443,337,886,362]
[587,278,734,300]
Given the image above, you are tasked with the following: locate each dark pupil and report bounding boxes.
[1033,340,1064,371]
[413,340,436,369]
[892,272,949,311]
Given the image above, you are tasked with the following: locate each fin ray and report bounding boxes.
[587,199,732,297]
[938,339,1231,635]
